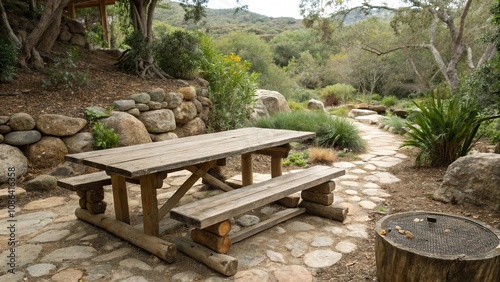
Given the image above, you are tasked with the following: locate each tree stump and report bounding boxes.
[375,212,500,282]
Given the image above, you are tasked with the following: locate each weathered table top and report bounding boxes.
[65,127,315,178]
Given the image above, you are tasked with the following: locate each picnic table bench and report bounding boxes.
[60,127,347,276]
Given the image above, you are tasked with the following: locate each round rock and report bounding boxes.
[24,174,58,191]
[303,250,342,268]
[177,86,197,100]
[112,100,136,111]
[26,136,68,169]
[36,114,87,136]
[0,144,28,182]
[63,132,94,153]
[130,93,151,104]
[9,112,36,131]
[138,109,176,133]
[0,124,11,134]
[4,130,42,146]
[148,88,166,102]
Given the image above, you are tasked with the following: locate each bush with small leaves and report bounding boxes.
[43,47,88,89]
[320,84,356,105]
[381,95,399,107]
[155,30,203,79]
[0,37,18,82]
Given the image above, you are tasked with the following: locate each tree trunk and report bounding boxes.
[18,0,70,68]
[36,10,63,53]
[0,0,21,48]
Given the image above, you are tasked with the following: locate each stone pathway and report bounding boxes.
[0,121,405,282]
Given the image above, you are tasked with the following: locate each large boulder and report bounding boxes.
[307,99,326,112]
[173,102,197,124]
[138,110,176,133]
[255,89,291,115]
[433,153,500,212]
[36,114,87,136]
[0,144,28,183]
[62,132,94,153]
[174,117,206,138]
[26,137,68,169]
[101,112,152,146]
[348,109,377,118]
[9,112,36,131]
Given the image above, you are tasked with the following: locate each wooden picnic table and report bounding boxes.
[64,127,315,262]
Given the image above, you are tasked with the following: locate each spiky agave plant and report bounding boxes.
[402,93,500,166]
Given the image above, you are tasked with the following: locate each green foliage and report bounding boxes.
[320,84,356,104]
[154,30,203,79]
[478,119,500,144]
[86,23,108,48]
[256,111,366,152]
[43,47,88,89]
[381,95,399,107]
[315,117,366,153]
[402,94,500,167]
[329,107,349,117]
[287,51,324,89]
[283,152,308,167]
[117,31,152,74]
[0,37,18,82]
[372,93,382,101]
[382,116,406,134]
[92,121,120,150]
[198,34,259,131]
[85,108,110,125]
[466,57,500,111]
[288,101,307,110]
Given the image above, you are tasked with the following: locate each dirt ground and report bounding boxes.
[1,47,499,280]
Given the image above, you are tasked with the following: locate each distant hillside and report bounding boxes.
[154,2,304,37]
[154,1,393,37]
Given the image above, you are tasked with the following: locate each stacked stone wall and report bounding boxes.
[0,85,211,184]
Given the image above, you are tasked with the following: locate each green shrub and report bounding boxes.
[256,111,366,152]
[402,94,500,166]
[117,31,152,74]
[86,23,108,48]
[288,101,307,111]
[382,116,406,134]
[0,37,18,82]
[43,47,88,89]
[283,151,308,167]
[198,34,258,131]
[154,30,203,79]
[92,121,120,150]
[329,107,349,117]
[255,110,331,132]
[381,95,399,107]
[316,117,366,153]
[320,84,356,105]
[372,93,382,101]
[478,118,500,144]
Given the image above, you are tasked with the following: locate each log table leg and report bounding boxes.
[241,153,253,186]
[140,174,160,236]
[271,156,282,178]
[111,174,130,224]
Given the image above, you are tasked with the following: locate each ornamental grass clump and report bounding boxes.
[401,93,500,167]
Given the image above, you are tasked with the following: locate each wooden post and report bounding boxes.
[241,153,253,186]
[271,156,282,178]
[111,174,130,224]
[172,237,238,277]
[140,174,160,236]
[75,208,176,263]
[68,2,76,19]
[299,201,348,222]
[99,0,110,47]
[204,220,231,237]
[191,228,232,254]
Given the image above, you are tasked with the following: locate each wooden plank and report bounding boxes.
[65,128,315,178]
[140,174,160,236]
[158,161,216,220]
[241,153,253,186]
[255,144,291,158]
[75,208,176,263]
[111,174,129,224]
[172,236,238,277]
[186,165,233,192]
[170,166,345,229]
[230,208,305,243]
[57,171,111,191]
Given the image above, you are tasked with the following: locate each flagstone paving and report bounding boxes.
[0,121,406,281]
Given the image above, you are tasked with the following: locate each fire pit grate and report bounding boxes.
[381,213,500,256]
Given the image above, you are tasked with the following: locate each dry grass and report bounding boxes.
[308,147,336,164]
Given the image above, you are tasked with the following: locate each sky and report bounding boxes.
[206,0,404,19]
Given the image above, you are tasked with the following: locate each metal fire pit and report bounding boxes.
[375,211,500,282]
